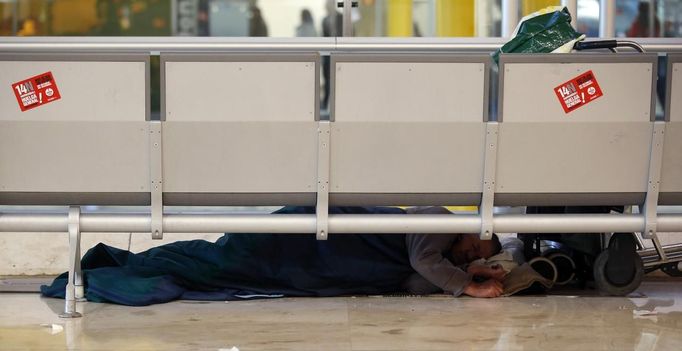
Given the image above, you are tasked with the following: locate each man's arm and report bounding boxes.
[406,233,472,296]
[405,236,503,298]
[405,207,503,298]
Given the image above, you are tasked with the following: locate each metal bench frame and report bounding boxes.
[1,38,681,318]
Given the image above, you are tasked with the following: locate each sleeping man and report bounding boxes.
[404,206,504,298]
[42,206,504,306]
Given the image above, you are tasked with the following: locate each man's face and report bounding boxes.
[451,235,498,265]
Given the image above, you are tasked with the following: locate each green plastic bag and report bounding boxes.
[492,6,585,64]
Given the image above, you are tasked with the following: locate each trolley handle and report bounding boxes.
[574,40,645,53]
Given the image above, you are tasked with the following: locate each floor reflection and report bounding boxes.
[0,281,680,350]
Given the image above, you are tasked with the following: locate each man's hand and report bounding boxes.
[487,265,506,281]
[462,279,503,298]
[467,264,506,281]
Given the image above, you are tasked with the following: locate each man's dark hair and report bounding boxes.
[490,234,502,256]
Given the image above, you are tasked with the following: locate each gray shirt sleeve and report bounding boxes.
[405,233,472,296]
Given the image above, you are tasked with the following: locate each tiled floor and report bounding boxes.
[1,280,682,350]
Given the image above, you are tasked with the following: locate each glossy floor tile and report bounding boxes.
[1,280,682,351]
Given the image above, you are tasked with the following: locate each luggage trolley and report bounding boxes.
[498,40,662,295]
[520,41,682,294]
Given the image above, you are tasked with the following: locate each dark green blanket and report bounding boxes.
[41,206,416,306]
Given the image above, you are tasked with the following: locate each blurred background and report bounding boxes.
[1,1,681,278]
[0,0,680,38]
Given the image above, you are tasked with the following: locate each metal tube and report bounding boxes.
[658,214,682,232]
[329,214,481,233]
[81,213,151,232]
[641,253,682,267]
[1,37,682,53]
[633,38,682,53]
[639,244,682,258]
[2,213,682,234]
[644,251,682,260]
[599,0,616,37]
[618,40,646,53]
[475,0,493,37]
[0,37,338,53]
[343,0,353,37]
[11,0,19,36]
[375,0,385,36]
[170,0,177,36]
[335,37,506,52]
[561,0,578,30]
[643,252,682,267]
[0,213,67,232]
[649,0,655,38]
[494,214,647,233]
[501,0,519,38]
[164,214,316,234]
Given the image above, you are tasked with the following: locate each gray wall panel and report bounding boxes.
[162,122,317,193]
[161,54,319,202]
[0,56,149,204]
[0,121,150,192]
[330,122,485,194]
[163,193,315,206]
[496,56,656,205]
[330,56,488,200]
[0,61,146,121]
[661,123,682,196]
[329,193,482,206]
[334,62,486,122]
[496,122,652,194]
[502,62,654,123]
[495,193,645,206]
[164,61,316,122]
[669,62,681,122]
[661,58,681,203]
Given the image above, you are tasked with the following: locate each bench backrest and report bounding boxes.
[0,53,150,205]
[160,53,320,205]
[329,54,490,206]
[496,53,657,206]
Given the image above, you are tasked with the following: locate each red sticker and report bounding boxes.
[554,70,603,113]
[11,72,62,112]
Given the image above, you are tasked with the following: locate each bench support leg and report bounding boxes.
[316,121,331,240]
[641,122,665,239]
[480,122,499,240]
[150,121,164,239]
[59,206,83,318]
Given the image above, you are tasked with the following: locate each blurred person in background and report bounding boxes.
[249,0,268,37]
[627,1,660,37]
[322,0,343,37]
[321,0,343,110]
[296,9,318,37]
[17,18,38,36]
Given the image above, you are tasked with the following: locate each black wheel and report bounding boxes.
[661,262,682,277]
[593,250,644,296]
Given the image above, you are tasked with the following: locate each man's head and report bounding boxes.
[450,234,501,265]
